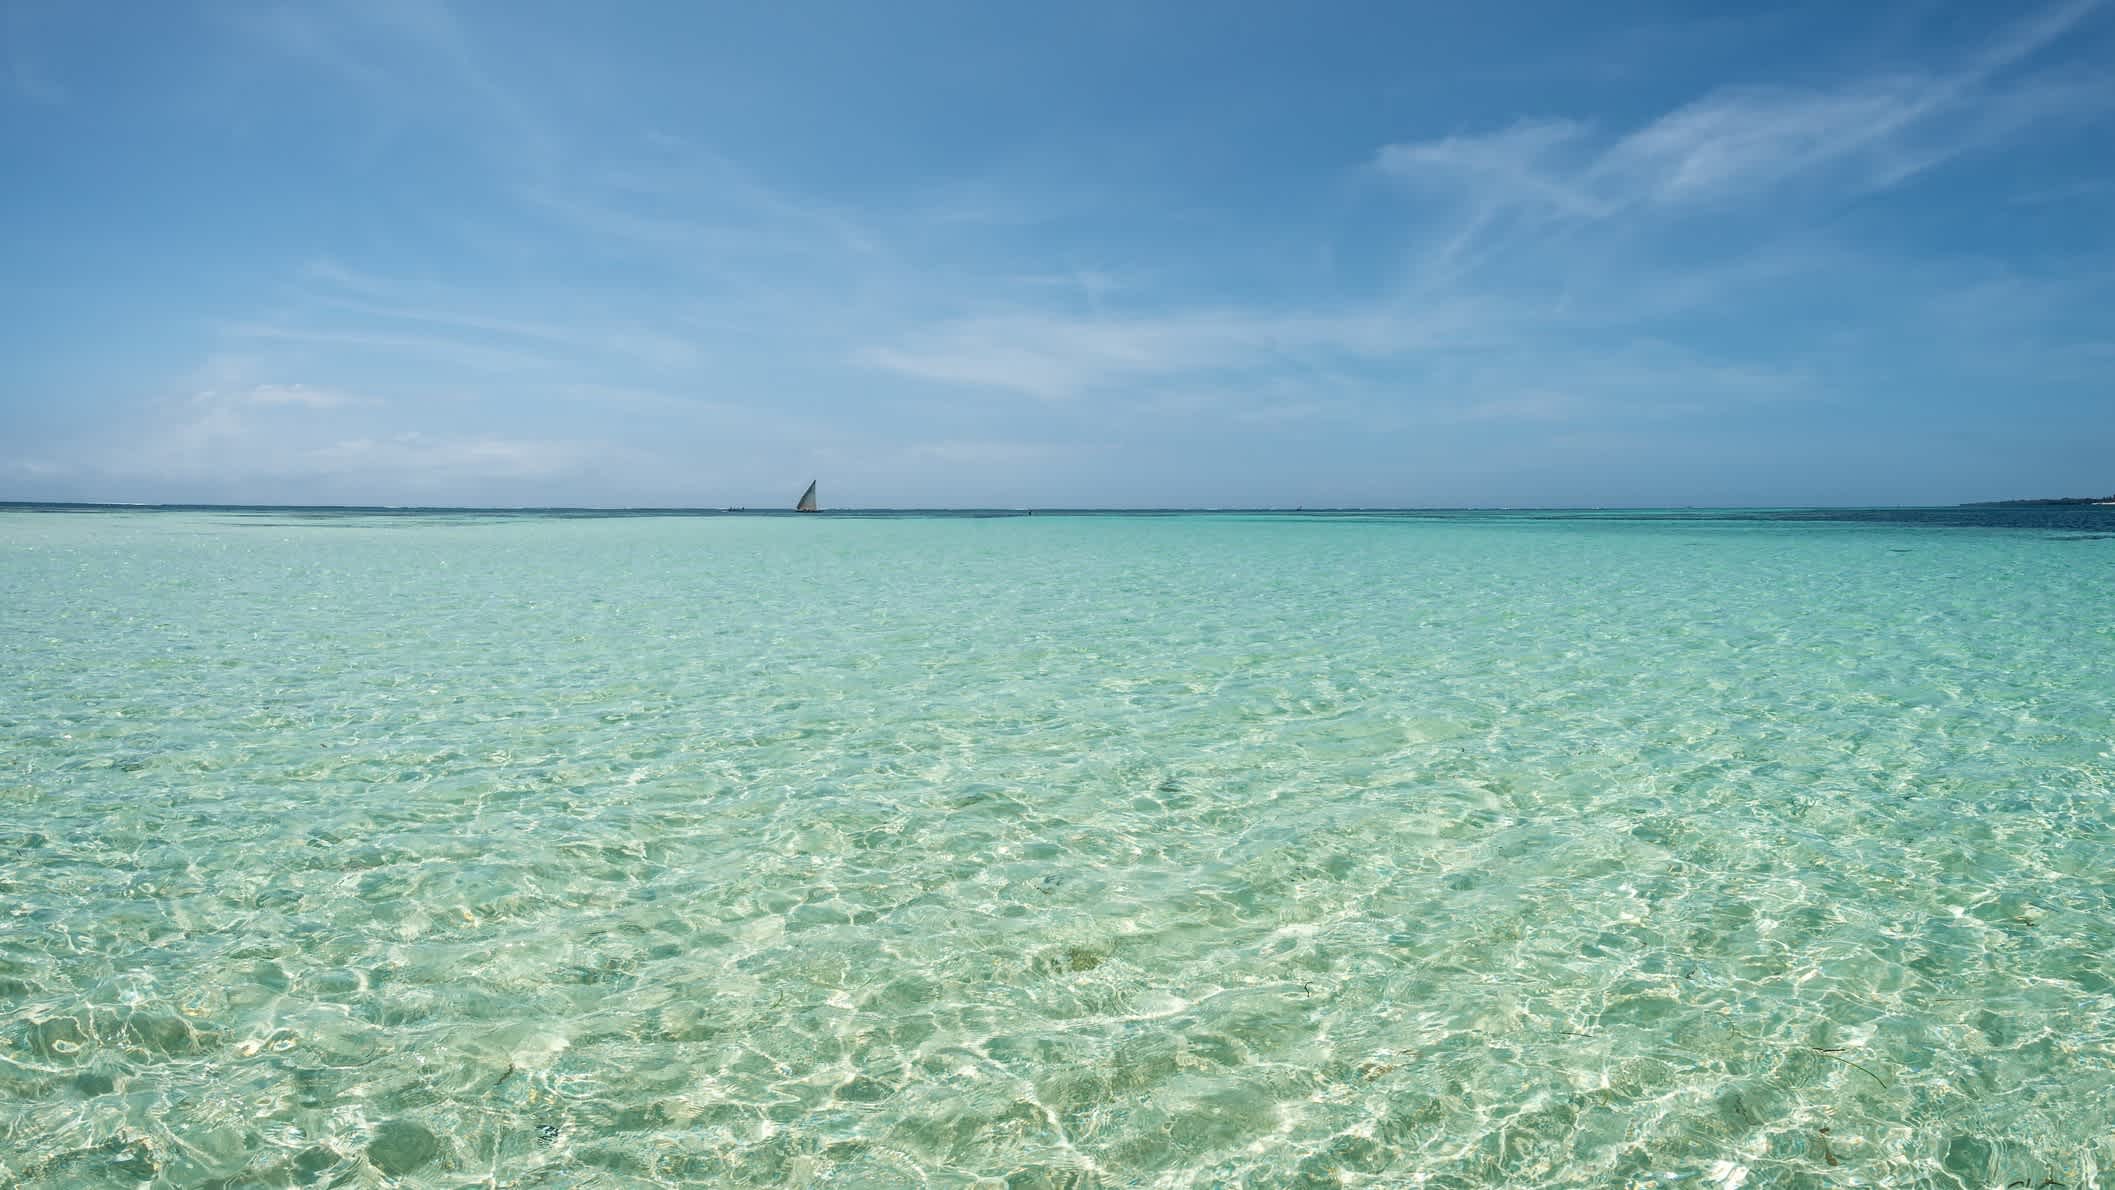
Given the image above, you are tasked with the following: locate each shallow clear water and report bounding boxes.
[2,507,2112,1187]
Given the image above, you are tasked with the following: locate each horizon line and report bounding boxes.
[5,499,2104,515]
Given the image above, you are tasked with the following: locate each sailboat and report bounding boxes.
[795,480,819,513]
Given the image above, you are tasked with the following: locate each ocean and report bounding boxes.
[3,505,2112,1186]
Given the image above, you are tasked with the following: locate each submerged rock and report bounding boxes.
[367,1120,440,1175]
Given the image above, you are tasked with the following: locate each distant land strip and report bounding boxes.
[1962,495,2115,506]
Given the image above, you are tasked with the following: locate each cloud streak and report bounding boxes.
[21,381,648,501]
[222,383,371,409]
[858,303,1500,400]
[228,0,559,176]
[1378,0,2107,221]
[301,261,701,369]
[221,321,557,374]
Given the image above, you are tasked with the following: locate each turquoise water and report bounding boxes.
[3,507,2112,1187]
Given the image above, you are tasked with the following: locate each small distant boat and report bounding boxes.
[795,480,819,513]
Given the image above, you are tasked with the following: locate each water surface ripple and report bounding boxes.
[3,509,2112,1187]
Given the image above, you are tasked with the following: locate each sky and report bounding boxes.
[2,0,2111,508]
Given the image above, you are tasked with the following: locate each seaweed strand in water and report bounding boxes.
[1809,1047,1890,1090]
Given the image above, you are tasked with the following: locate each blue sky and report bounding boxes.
[3,0,2110,507]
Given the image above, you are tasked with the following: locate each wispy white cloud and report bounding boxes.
[303,432,609,481]
[156,384,372,462]
[2009,176,2115,206]
[580,138,884,258]
[1440,341,1815,426]
[1376,119,1602,215]
[226,0,557,175]
[221,321,556,373]
[1232,401,1332,425]
[858,304,1491,400]
[1011,268,1131,311]
[1454,391,1587,423]
[222,383,371,409]
[301,260,701,369]
[517,186,837,275]
[546,383,704,413]
[43,380,645,498]
[1379,1,2107,220]
[900,439,1075,467]
[513,138,893,292]
[1595,82,1939,205]
[0,457,72,480]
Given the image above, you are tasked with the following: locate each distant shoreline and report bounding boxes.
[1960,496,2115,507]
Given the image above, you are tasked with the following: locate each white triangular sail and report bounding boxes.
[796,480,818,512]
